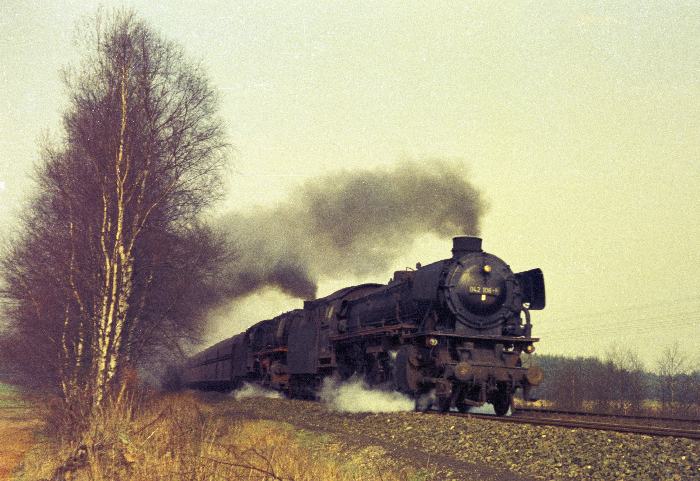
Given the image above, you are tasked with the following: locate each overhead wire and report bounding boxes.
[545,296,700,324]
[541,310,700,337]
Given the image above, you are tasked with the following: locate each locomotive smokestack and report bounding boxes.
[452,236,482,257]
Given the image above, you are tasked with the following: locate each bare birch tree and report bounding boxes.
[656,341,689,414]
[0,10,226,415]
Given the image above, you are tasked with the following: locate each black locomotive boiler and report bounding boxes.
[184,236,545,415]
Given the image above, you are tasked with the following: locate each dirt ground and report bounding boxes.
[0,396,40,481]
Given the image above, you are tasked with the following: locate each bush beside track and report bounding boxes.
[13,391,437,481]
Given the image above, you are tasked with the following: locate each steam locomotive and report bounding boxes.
[184,236,545,415]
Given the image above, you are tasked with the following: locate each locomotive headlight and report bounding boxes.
[524,344,536,354]
[454,361,472,381]
[426,337,439,347]
[483,265,492,273]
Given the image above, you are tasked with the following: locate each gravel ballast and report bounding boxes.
[206,394,700,481]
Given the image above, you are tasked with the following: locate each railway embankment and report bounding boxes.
[214,393,700,481]
[8,389,699,481]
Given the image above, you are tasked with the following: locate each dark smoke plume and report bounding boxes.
[214,160,486,301]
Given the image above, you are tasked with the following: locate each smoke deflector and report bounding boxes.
[515,268,546,310]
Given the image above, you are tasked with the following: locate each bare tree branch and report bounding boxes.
[0,9,228,420]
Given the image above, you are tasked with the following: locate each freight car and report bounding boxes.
[184,236,545,415]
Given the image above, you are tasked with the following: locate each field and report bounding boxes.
[0,384,40,481]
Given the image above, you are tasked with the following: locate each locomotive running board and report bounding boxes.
[403,332,540,343]
[329,323,418,342]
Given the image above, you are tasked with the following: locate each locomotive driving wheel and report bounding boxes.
[455,385,479,413]
[436,395,452,412]
[395,345,422,394]
[491,384,512,416]
[455,396,469,413]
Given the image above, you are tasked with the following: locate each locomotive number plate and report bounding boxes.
[469,286,500,295]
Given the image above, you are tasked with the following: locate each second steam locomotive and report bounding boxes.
[185,236,545,415]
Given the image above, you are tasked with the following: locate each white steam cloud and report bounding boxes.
[468,403,512,416]
[320,377,414,413]
[415,390,512,415]
[232,382,284,400]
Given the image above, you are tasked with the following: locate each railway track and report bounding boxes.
[516,406,700,423]
[447,408,700,440]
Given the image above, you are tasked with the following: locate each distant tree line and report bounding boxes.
[0,10,227,427]
[527,344,699,418]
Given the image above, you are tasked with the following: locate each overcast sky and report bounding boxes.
[1,1,698,368]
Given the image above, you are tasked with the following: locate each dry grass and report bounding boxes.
[0,394,41,481]
[0,418,39,481]
[14,391,433,481]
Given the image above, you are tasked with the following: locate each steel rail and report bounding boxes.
[515,406,700,424]
[445,411,700,440]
